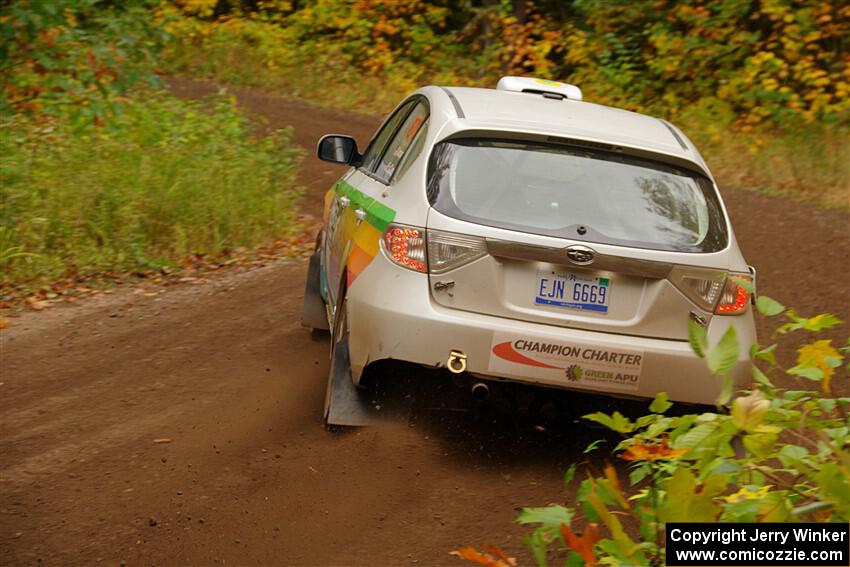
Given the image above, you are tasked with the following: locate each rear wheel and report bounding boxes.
[301,234,330,332]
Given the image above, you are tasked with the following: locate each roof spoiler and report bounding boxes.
[496,76,583,101]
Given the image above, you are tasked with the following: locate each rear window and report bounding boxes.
[426,139,728,253]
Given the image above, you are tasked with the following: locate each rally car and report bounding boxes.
[302,76,756,426]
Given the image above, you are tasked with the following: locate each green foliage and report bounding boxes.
[756,295,785,316]
[706,326,739,378]
[161,0,850,124]
[161,1,850,208]
[0,2,303,291]
[688,321,740,406]
[162,1,458,115]
[0,92,302,287]
[778,311,843,334]
[687,319,708,358]
[684,119,848,209]
[515,299,849,566]
[564,0,850,125]
[583,411,635,434]
[517,505,574,542]
[1,0,167,123]
[648,392,672,415]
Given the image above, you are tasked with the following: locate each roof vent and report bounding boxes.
[496,76,583,101]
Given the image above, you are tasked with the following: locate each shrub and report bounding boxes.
[0,0,167,123]
[0,92,302,287]
[454,298,849,566]
[161,2,850,208]
[162,0,850,126]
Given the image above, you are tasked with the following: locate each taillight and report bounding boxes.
[679,275,725,311]
[715,276,752,314]
[671,266,752,315]
[427,230,487,274]
[380,225,487,274]
[381,224,427,272]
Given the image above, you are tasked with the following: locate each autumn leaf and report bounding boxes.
[483,544,517,567]
[450,546,517,567]
[586,479,632,546]
[724,485,773,504]
[732,390,770,431]
[779,312,843,334]
[603,464,630,510]
[620,437,689,461]
[796,340,842,394]
[25,297,50,311]
[660,469,726,522]
[560,523,601,566]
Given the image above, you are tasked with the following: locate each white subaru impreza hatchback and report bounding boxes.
[303,77,756,426]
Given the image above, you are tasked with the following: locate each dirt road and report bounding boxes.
[2,77,848,567]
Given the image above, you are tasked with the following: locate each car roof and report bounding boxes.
[420,85,710,176]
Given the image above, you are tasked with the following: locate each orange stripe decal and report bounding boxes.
[347,243,372,280]
[492,341,562,369]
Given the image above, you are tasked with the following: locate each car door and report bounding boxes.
[322,98,421,312]
[343,100,430,281]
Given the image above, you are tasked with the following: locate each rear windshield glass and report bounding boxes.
[427,139,728,252]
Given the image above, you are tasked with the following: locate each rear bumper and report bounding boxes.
[347,255,755,406]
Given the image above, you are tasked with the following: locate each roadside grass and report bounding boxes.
[162,18,421,115]
[164,19,849,210]
[682,119,849,208]
[0,91,302,290]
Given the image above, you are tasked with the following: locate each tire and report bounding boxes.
[301,235,330,332]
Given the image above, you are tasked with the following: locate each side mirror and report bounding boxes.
[317,135,362,166]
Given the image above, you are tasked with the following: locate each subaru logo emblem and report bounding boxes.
[566,245,595,265]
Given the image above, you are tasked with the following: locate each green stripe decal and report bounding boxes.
[335,180,396,231]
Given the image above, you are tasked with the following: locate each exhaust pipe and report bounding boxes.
[471,382,489,400]
[446,350,467,374]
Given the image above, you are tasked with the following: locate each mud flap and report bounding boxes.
[325,337,378,427]
[301,248,330,331]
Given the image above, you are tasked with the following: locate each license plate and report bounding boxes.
[535,271,611,313]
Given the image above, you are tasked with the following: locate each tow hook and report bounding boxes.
[447,350,467,374]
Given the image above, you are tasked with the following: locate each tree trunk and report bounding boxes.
[513,0,526,23]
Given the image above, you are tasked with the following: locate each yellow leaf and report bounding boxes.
[603,464,630,510]
[588,479,633,545]
[724,485,773,504]
[732,390,770,431]
[797,340,841,394]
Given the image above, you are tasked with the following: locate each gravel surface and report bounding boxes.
[1,76,847,567]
